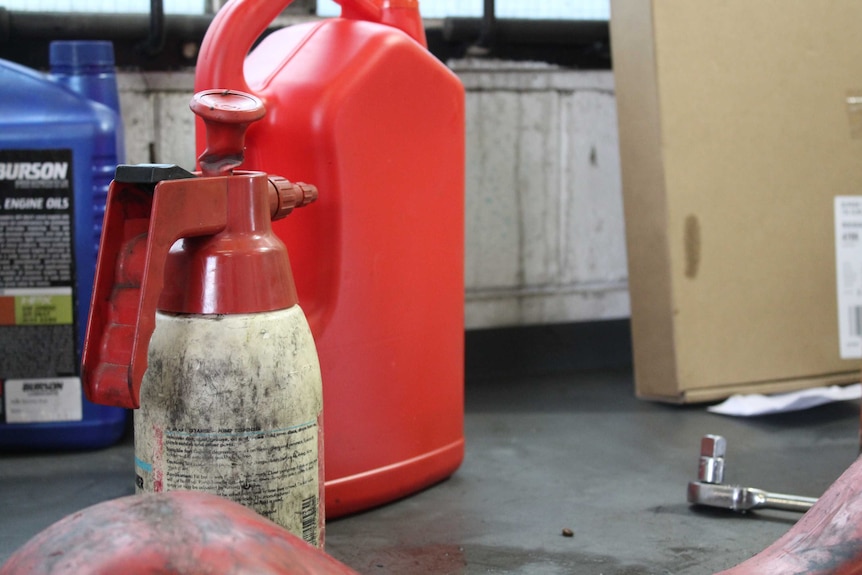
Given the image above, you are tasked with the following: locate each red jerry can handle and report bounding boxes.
[81,90,316,408]
[196,0,425,98]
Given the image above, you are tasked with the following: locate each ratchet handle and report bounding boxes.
[758,491,818,512]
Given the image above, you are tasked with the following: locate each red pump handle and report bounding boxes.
[193,90,265,176]
[195,0,425,97]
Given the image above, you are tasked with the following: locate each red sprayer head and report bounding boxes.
[81,89,317,408]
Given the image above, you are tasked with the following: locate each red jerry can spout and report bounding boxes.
[340,0,427,47]
[81,90,317,409]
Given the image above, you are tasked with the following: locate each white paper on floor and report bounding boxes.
[707,383,862,417]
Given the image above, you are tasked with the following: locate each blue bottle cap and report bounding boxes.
[49,40,115,71]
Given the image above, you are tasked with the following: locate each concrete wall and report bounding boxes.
[117,62,629,330]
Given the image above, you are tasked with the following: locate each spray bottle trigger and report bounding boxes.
[81,165,192,408]
[82,174,229,409]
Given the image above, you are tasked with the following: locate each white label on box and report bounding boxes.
[3,377,82,423]
[835,196,862,358]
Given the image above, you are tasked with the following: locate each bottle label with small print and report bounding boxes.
[135,307,324,547]
[0,149,81,423]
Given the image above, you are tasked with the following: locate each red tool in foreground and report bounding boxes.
[81,90,324,546]
[0,492,359,575]
[717,454,862,574]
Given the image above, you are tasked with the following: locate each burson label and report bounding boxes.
[0,161,70,182]
[0,149,81,424]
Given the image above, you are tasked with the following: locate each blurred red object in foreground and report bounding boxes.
[0,492,359,575]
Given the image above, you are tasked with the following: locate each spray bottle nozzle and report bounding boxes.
[269,177,318,220]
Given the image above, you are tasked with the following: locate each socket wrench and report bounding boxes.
[687,434,818,513]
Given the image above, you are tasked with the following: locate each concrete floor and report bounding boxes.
[1,329,860,574]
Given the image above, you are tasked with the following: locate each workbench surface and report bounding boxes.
[1,358,857,573]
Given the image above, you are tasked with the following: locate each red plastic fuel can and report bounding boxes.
[196,0,465,517]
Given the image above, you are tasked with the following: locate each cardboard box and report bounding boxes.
[611,0,862,402]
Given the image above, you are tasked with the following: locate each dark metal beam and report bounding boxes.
[0,8,611,71]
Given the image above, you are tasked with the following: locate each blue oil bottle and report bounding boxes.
[0,41,127,450]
